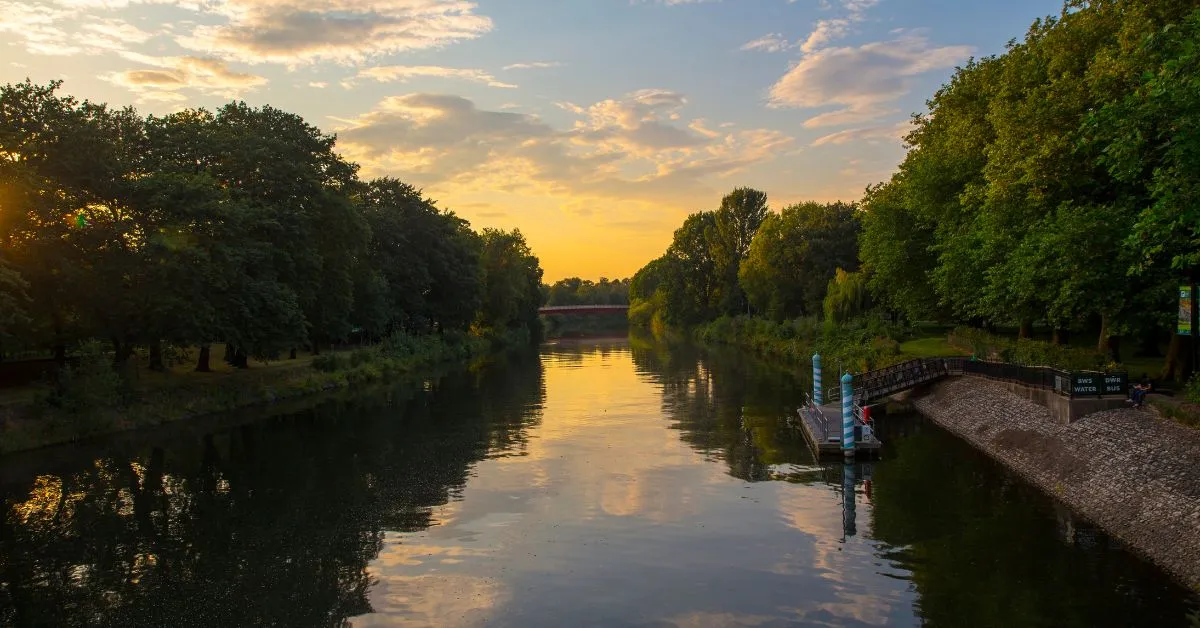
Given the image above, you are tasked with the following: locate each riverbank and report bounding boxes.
[0,330,532,455]
[912,376,1200,591]
[691,315,975,374]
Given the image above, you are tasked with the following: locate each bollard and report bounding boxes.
[812,353,823,405]
[841,372,854,457]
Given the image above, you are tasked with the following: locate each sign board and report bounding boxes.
[1102,373,1128,396]
[1071,373,1100,396]
[1180,286,1194,336]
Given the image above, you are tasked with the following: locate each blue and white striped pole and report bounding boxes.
[812,353,823,405]
[841,372,855,457]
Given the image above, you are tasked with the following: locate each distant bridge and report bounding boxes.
[538,304,630,316]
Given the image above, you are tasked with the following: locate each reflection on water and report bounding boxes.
[1,337,1197,627]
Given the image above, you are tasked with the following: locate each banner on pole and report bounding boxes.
[1179,286,1194,336]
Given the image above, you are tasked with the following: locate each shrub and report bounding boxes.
[311,353,343,372]
[948,327,1111,371]
[38,340,132,414]
[1184,374,1200,404]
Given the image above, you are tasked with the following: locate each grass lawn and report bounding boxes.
[0,343,329,408]
[900,336,971,358]
[1119,355,1166,380]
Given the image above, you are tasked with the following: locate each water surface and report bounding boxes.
[2,338,1197,627]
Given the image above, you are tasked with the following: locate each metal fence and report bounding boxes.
[819,357,1131,407]
[947,358,1127,398]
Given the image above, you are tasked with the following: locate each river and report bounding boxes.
[1,337,1197,627]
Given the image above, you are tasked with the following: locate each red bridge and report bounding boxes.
[538,304,630,315]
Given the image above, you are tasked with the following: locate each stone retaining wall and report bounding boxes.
[913,376,1200,591]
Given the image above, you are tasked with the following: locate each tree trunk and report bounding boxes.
[223,343,234,365]
[1163,333,1192,382]
[1106,335,1121,364]
[231,348,249,369]
[1018,319,1033,340]
[1139,329,1162,357]
[289,348,297,360]
[148,341,166,372]
[1097,314,1109,353]
[1052,328,1070,345]
[112,338,134,366]
[311,338,322,356]
[195,344,212,372]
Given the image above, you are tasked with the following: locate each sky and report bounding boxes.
[1,0,1062,281]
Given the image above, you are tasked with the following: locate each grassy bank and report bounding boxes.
[689,316,1138,376]
[695,315,927,373]
[0,328,532,455]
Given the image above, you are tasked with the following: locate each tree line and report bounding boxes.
[632,0,1200,376]
[542,277,631,306]
[0,81,544,372]
[630,189,859,328]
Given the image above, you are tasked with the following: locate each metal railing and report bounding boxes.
[802,393,831,441]
[840,357,1129,404]
[954,358,1127,398]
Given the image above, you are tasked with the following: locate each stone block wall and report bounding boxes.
[913,376,1200,591]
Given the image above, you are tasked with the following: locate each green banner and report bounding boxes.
[1180,286,1194,336]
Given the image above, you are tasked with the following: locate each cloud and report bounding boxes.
[103,54,268,102]
[79,18,154,49]
[0,1,81,55]
[309,81,328,88]
[334,91,793,208]
[502,61,562,70]
[740,33,795,53]
[352,65,517,88]
[810,120,910,146]
[797,0,879,53]
[767,35,973,126]
[799,18,850,53]
[176,0,494,65]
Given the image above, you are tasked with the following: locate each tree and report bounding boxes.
[823,269,870,327]
[478,229,543,331]
[710,188,769,315]
[739,201,859,319]
[0,258,30,353]
[358,178,483,334]
[661,211,719,325]
[858,181,940,322]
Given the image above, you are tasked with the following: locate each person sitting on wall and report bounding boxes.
[1128,374,1152,408]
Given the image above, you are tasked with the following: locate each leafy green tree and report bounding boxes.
[739,201,859,319]
[357,178,483,334]
[0,257,30,352]
[858,181,940,322]
[823,269,870,326]
[709,188,769,314]
[141,110,307,367]
[478,229,544,331]
[661,211,719,325]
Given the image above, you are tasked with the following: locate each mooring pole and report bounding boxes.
[813,353,823,405]
[841,372,855,457]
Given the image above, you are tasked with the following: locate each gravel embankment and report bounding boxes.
[913,376,1200,591]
